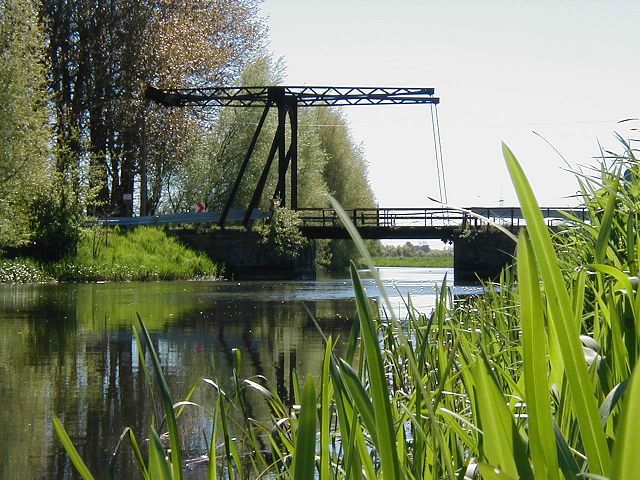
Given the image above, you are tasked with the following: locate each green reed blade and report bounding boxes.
[350,262,402,480]
[553,419,580,479]
[337,358,377,442]
[52,415,96,480]
[320,338,333,480]
[149,429,172,480]
[600,380,629,426]
[330,194,454,478]
[518,231,559,479]
[292,375,317,480]
[627,211,637,276]
[108,427,149,480]
[472,353,533,480]
[136,314,183,479]
[503,142,611,476]
[124,428,150,480]
[595,188,617,265]
[207,399,219,480]
[611,361,640,479]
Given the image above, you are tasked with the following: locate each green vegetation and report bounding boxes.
[255,207,309,258]
[55,140,640,479]
[51,227,218,282]
[373,241,453,267]
[372,254,453,267]
[1,227,217,283]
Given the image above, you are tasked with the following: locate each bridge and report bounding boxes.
[98,205,586,282]
[112,85,584,282]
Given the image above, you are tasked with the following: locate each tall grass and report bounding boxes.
[49,226,218,281]
[55,142,640,479]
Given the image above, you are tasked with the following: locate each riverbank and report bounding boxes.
[372,253,453,268]
[0,227,219,283]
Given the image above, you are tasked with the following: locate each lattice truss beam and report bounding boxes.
[145,85,441,228]
[146,85,439,107]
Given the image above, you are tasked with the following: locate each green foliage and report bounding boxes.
[256,207,308,258]
[29,183,81,261]
[372,254,453,267]
[48,227,218,281]
[0,0,51,249]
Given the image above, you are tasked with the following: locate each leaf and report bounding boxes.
[52,415,96,480]
[518,232,558,479]
[292,375,317,480]
[137,314,183,479]
[503,142,610,476]
[350,263,402,480]
[148,429,173,480]
[471,353,533,480]
[611,362,640,478]
[599,380,629,426]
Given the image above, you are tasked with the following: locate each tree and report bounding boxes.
[0,0,51,249]
[40,0,264,216]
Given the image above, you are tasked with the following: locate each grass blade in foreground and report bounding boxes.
[292,375,318,480]
[471,353,532,480]
[503,142,610,475]
[518,232,559,479]
[52,415,96,480]
[136,314,183,479]
[611,361,640,479]
[350,262,402,480]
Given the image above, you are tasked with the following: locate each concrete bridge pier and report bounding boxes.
[453,229,517,284]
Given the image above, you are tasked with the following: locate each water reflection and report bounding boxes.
[0,268,463,479]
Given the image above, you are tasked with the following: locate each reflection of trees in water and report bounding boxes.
[0,286,357,479]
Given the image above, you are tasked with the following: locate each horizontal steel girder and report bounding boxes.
[146,85,439,108]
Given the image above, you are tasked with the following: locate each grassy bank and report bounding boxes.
[0,227,218,283]
[372,253,453,267]
[55,143,640,479]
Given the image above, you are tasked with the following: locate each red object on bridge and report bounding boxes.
[196,201,206,213]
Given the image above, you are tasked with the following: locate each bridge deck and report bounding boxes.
[297,207,586,239]
[94,206,587,240]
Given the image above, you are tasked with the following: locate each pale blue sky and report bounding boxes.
[259,0,639,208]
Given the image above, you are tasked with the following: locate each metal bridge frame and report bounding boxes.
[146,85,440,229]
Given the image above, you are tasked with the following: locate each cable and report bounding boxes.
[434,105,448,203]
[430,104,447,203]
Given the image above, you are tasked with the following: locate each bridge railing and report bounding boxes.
[89,206,589,230]
[297,207,589,230]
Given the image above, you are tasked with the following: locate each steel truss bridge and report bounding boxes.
[145,85,447,235]
[140,85,585,244]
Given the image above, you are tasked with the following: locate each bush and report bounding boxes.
[29,187,80,261]
[256,207,308,258]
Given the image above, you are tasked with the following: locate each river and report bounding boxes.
[0,267,479,479]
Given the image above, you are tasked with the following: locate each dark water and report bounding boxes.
[0,267,473,479]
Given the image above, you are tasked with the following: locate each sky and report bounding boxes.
[259,0,639,209]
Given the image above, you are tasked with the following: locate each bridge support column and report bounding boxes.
[453,229,517,283]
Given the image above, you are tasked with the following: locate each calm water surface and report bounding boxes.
[0,267,477,479]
